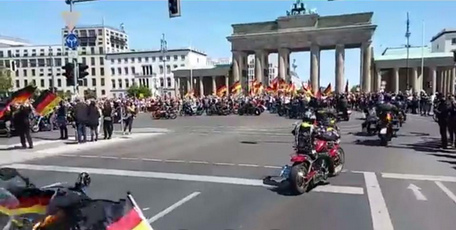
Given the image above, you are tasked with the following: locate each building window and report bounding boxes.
[100,68,104,76]
[101,89,105,95]
[32,79,36,86]
[173,65,178,69]
[159,66,163,74]
[124,67,129,75]
[91,57,95,66]
[131,67,135,74]
[111,79,116,89]
[101,78,105,86]
[32,69,36,76]
[111,68,115,75]
[452,38,456,45]
[23,69,27,76]
[118,79,123,88]
[173,55,178,61]
[117,67,122,75]
[57,79,61,87]
[24,80,28,86]
[131,58,135,63]
[82,57,86,65]
[167,77,171,88]
[166,65,170,74]
[160,78,164,87]
[126,79,130,88]
[83,79,87,87]
[16,80,20,88]
[91,68,96,76]
[99,57,104,65]
[181,55,185,61]
[92,78,96,86]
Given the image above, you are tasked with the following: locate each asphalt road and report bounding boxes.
[3,111,456,230]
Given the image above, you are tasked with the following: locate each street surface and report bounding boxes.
[2,112,456,230]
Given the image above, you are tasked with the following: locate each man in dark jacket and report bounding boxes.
[73,98,88,143]
[13,103,33,148]
[435,94,450,148]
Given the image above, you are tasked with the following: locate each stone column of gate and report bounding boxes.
[232,52,241,82]
[255,50,264,83]
[175,77,181,97]
[225,76,230,95]
[393,67,399,94]
[212,76,217,95]
[335,44,345,93]
[376,69,382,92]
[199,76,204,96]
[451,67,456,95]
[361,41,372,92]
[310,44,320,91]
[278,48,290,82]
[429,66,437,95]
[411,67,418,93]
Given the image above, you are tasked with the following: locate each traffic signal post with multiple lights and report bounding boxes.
[62,62,89,90]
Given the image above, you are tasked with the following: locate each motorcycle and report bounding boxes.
[152,107,177,120]
[238,104,262,116]
[336,110,351,121]
[265,128,344,194]
[0,168,91,230]
[378,112,394,146]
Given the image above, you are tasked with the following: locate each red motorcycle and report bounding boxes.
[279,131,345,194]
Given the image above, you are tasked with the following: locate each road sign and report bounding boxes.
[62,11,80,32]
[68,50,78,59]
[65,33,79,50]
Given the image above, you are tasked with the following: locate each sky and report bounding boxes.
[1,0,455,87]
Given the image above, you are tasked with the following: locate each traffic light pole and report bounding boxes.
[67,0,80,97]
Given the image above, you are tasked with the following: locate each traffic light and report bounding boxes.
[78,63,89,79]
[168,0,181,18]
[453,50,456,63]
[62,63,75,86]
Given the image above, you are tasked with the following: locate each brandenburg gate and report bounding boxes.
[227,2,377,93]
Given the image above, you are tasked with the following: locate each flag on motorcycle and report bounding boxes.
[0,187,54,216]
[106,194,153,230]
[32,90,62,116]
[216,85,228,97]
[323,83,332,96]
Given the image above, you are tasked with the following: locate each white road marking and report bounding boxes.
[61,154,77,157]
[213,162,236,166]
[263,165,282,169]
[188,160,209,164]
[313,185,364,195]
[141,158,163,162]
[142,207,150,211]
[98,156,119,160]
[164,159,186,163]
[7,164,364,194]
[382,173,456,183]
[237,163,259,167]
[407,184,427,201]
[78,155,99,158]
[362,172,394,230]
[120,157,140,161]
[435,181,456,205]
[148,192,200,223]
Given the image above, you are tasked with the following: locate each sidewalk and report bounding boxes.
[0,128,170,166]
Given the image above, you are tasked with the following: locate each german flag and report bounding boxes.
[32,90,62,116]
[0,188,54,216]
[323,83,332,96]
[216,85,227,97]
[107,194,153,230]
[230,81,241,94]
[9,85,36,105]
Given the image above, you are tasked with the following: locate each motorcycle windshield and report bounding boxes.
[0,187,20,211]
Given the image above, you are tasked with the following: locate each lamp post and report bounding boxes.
[160,33,167,97]
[49,46,55,93]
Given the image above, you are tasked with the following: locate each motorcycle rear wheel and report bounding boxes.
[330,148,345,177]
[289,163,310,194]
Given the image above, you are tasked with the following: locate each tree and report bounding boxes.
[127,84,151,98]
[0,67,13,92]
[350,85,360,93]
[84,89,97,99]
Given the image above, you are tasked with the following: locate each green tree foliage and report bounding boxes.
[0,68,13,92]
[350,85,360,93]
[84,89,97,99]
[127,84,151,98]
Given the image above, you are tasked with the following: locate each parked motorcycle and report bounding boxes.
[238,104,262,116]
[152,108,177,120]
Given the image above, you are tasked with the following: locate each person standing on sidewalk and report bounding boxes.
[102,100,113,139]
[87,100,100,142]
[73,98,88,143]
[56,100,68,139]
[122,101,136,135]
[13,103,33,149]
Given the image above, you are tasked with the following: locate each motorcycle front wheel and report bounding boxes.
[169,113,177,120]
[289,163,310,194]
[330,148,345,177]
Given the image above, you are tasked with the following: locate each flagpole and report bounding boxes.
[420,20,425,93]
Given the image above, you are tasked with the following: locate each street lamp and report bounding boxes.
[160,33,167,97]
[49,46,55,93]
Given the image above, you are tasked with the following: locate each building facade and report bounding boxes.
[106,48,208,98]
[375,28,456,95]
[246,55,278,84]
